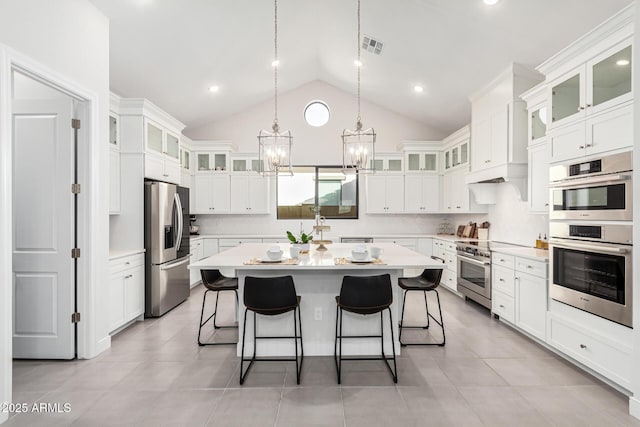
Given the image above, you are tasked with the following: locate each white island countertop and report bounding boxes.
[190,242,443,358]
[190,242,442,271]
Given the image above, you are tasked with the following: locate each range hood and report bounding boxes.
[465,163,528,204]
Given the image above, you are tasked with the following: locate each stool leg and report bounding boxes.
[197,289,210,346]
[387,307,398,383]
[239,308,249,384]
[294,306,300,384]
[212,291,221,328]
[337,308,343,384]
[432,290,445,346]
[424,290,430,329]
[399,289,407,346]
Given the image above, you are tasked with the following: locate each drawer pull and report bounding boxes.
[499,304,505,308]
[500,259,505,262]
[499,278,504,282]
[125,262,130,265]
[526,265,533,269]
[580,344,587,349]
[125,274,133,279]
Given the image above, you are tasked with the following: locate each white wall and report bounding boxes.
[0,1,109,422]
[186,79,446,159]
[486,185,549,246]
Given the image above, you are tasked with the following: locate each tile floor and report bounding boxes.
[6,285,640,426]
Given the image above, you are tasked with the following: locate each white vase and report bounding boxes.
[297,243,310,253]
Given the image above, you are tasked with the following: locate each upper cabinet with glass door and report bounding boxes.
[231,154,262,174]
[405,152,438,174]
[370,154,403,173]
[196,152,228,173]
[549,40,632,128]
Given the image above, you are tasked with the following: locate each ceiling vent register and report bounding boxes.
[362,35,383,55]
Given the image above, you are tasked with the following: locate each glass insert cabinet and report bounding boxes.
[551,42,632,125]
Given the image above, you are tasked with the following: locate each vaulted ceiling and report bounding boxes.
[89,0,632,135]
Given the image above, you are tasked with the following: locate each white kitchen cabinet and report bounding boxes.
[108,253,145,333]
[471,104,510,171]
[527,142,549,213]
[521,82,549,213]
[405,151,438,174]
[404,175,440,213]
[370,154,403,173]
[109,149,121,215]
[180,146,191,188]
[441,171,470,213]
[548,40,632,128]
[193,174,230,214]
[548,103,632,163]
[365,174,404,213]
[444,140,469,171]
[144,118,181,184]
[492,251,547,342]
[230,175,269,214]
[109,113,119,149]
[202,238,219,257]
[195,151,228,173]
[514,257,547,341]
[189,239,204,287]
[547,311,632,390]
[230,154,261,173]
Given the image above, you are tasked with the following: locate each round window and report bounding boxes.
[304,100,330,127]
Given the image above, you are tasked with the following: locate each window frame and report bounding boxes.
[276,165,359,220]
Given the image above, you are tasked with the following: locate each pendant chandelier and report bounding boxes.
[258,0,293,176]
[342,0,376,174]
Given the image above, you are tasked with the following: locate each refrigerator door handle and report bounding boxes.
[174,193,183,252]
[160,256,190,271]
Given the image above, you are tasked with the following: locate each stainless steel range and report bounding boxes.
[456,241,492,309]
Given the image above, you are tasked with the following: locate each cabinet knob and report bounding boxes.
[526,265,533,269]
[586,104,592,108]
[585,143,592,148]
[545,203,549,206]
[125,274,133,279]
[578,106,584,111]
[578,145,585,149]
[580,344,587,349]
[456,206,461,209]
[499,304,505,308]
[499,278,504,282]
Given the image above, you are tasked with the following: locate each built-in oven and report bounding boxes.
[456,242,491,309]
[549,151,632,221]
[549,223,632,328]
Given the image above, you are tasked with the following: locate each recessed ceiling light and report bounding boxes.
[414,85,424,93]
[616,59,630,66]
[208,85,219,93]
[271,59,280,67]
[354,59,363,67]
[483,0,499,5]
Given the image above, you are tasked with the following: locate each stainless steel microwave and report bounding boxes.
[548,151,632,221]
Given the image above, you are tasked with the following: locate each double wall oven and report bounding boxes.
[548,151,633,328]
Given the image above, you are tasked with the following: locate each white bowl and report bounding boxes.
[266,250,283,261]
[351,250,369,261]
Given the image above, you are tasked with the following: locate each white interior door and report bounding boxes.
[12,99,75,359]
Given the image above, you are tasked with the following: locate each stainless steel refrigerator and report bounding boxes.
[144,181,190,317]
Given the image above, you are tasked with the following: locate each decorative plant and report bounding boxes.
[286,230,313,244]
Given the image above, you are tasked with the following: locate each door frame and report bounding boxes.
[0,44,104,419]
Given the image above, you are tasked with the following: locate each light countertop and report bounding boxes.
[109,248,145,260]
[190,242,442,271]
[491,246,549,261]
[190,233,474,242]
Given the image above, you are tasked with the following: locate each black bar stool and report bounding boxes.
[197,269,238,346]
[334,274,397,384]
[398,265,445,346]
[240,276,303,385]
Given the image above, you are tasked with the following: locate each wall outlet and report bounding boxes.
[314,307,322,321]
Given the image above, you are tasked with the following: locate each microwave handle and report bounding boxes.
[549,174,630,188]
[549,239,629,254]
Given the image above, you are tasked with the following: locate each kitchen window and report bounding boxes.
[277,166,359,219]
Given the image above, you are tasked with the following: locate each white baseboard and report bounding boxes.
[629,396,640,420]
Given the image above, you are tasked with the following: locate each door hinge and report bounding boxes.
[71,183,81,194]
[71,248,81,258]
[71,312,81,323]
[71,119,81,129]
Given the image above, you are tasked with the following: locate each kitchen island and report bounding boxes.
[190,242,442,357]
